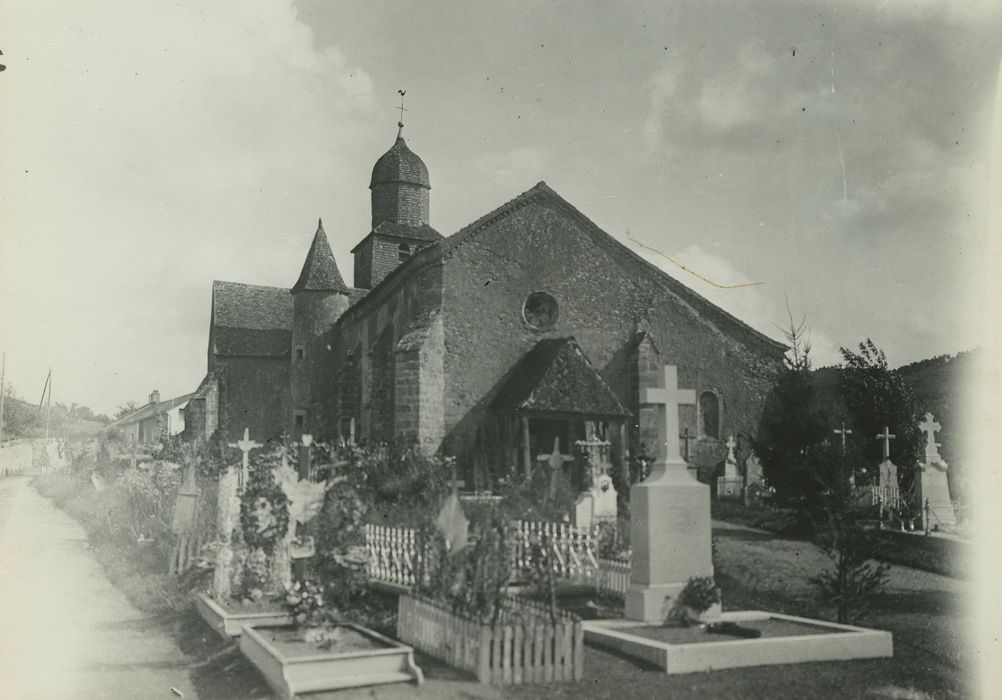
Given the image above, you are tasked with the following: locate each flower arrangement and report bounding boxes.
[285,579,348,648]
[677,576,721,613]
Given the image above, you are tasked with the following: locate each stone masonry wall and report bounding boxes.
[218,356,290,443]
[326,263,444,444]
[371,182,429,228]
[440,197,784,466]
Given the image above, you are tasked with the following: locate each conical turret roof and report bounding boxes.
[292,219,349,293]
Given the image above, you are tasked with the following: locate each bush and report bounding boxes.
[677,576,721,612]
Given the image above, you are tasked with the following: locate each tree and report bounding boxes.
[115,401,139,419]
[839,339,922,490]
[755,310,829,508]
[807,443,890,624]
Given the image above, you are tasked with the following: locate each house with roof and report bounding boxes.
[185,123,786,488]
[106,389,193,446]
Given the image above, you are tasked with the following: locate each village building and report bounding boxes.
[106,389,192,446]
[184,124,786,488]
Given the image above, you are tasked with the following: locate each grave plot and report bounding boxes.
[194,430,293,639]
[240,623,423,699]
[583,611,892,674]
[583,364,894,673]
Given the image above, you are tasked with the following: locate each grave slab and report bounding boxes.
[583,611,893,674]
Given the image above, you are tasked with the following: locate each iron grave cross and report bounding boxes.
[833,423,853,453]
[642,365,696,466]
[875,426,896,461]
[230,427,261,492]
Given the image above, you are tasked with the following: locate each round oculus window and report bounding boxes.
[522,291,559,330]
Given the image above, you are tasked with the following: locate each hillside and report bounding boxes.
[0,394,109,442]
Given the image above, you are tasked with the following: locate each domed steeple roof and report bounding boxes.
[370,134,430,190]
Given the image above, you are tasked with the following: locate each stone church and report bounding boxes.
[184,124,786,488]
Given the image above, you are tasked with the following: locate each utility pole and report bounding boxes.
[0,353,6,445]
[45,370,52,441]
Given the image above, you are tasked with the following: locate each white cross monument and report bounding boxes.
[230,427,262,492]
[626,365,717,623]
[915,411,954,527]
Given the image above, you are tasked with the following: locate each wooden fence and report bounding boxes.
[595,557,631,597]
[365,524,420,589]
[168,531,208,575]
[509,520,599,581]
[397,595,583,684]
[365,521,601,590]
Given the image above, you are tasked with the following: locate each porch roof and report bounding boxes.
[492,337,630,419]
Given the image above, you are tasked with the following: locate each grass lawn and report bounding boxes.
[34,474,969,699]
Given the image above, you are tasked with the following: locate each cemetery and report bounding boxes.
[20,349,970,698]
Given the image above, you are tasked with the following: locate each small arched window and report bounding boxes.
[398,243,411,262]
[699,391,719,439]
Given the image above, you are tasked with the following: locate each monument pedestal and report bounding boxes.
[916,460,956,528]
[625,463,713,622]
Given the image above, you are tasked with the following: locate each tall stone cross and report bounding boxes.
[918,412,942,461]
[875,426,896,460]
[642,365,696,466]
[833,423,853,453]
[230,427,261,492]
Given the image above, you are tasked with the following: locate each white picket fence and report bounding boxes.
[509,520,599,581]
[365,524,420,590]
[595,557,631,597]
[365,521,633,595]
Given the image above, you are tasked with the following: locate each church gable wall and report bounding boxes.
[440,199,782,467]
[216,356,289,443]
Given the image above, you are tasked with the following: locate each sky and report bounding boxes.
[1,0,999,417]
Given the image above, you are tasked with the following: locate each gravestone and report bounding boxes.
[743,451,764,505]
[915,412,956,528]
[716,435,743,500]
[877,459,899,508]
[626,365,717,623]
[573,433,617,529]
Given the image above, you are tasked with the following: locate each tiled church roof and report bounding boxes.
[370,136,430,189]
[493,337,631,417]
[349,221,443,254]
[337,182,786,357]
[211,281,293,357]
[292,219,349,293]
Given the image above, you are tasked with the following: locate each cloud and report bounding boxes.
[0,0,378,413]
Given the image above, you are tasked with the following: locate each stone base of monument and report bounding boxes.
[195,592,292,640]
[239,623,423,700]
[716,476,743,500]
[582,611,892,674]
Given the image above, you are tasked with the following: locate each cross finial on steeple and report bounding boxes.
[396,89,407,138]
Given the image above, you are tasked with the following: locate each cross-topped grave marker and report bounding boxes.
[627,365,713,623]
[538,437,576,496]
[725,434,737,462]
[918,412,942,461]
[833,423,853,453]
[876,426,896,461]
[642,365,697,466]
[230,427,261,492]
